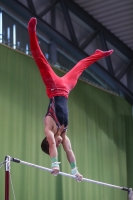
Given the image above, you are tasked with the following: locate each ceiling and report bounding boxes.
[1,0,133,104]
[74,0,133,51]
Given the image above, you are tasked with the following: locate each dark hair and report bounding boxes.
[41,137,49,155]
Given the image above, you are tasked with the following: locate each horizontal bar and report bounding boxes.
[9,156,129,191]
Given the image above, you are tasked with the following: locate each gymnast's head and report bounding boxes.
[41,135,63,155]
[41,137,49,155]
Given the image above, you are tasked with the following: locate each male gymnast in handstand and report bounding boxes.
[28,18,113,182]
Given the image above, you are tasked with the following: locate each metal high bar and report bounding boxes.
[4,155,133,200]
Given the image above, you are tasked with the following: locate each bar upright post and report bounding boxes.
[5,156,10,200]
[128,188,133,200]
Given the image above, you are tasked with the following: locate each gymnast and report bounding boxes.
[28,17,113,182]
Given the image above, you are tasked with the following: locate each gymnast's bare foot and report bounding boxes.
[28,17,37,32]
[95,49,113,56]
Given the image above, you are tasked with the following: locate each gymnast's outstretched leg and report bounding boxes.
[28,18,61,97]
[62,49,113,92]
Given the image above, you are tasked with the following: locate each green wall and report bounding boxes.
[0,44,133,200]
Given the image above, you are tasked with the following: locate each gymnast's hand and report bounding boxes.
[74,172,83,182]
[51,167,59,176]
[51,161,60,176]
[71,168,83,182]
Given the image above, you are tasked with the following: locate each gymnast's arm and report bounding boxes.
[62,135,76,163]
[44,116,58,158]
[62,135,83,181]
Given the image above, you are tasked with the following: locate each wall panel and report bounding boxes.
[0,44,132,200]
